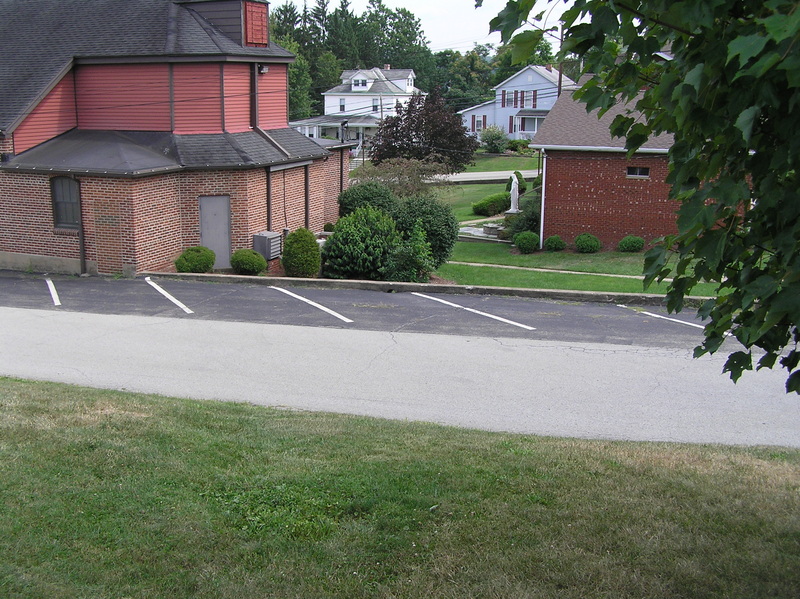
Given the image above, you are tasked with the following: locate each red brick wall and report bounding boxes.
[0,137,13,154]
[1,158,343,274]
[543,150,677,248]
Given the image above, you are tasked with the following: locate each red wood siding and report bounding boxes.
[76,64,171,131]
[543,150,677,247]
[257,64,288,130]
[14,74,78,153]
[173,64,223,134]
[244,1,268,47]
[224,64,252,132]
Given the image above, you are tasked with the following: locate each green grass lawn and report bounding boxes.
[435,183,507,222]
[439,242,720,296]
[2,378,798,598]
[466,151,540,173]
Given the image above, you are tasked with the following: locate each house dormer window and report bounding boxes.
[353,79,367,87]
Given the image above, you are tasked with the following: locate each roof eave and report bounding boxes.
[537,144,670,154]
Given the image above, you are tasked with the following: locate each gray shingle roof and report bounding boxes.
[0,128,329,176]
[533,87,673,151]
[0,0,293,134]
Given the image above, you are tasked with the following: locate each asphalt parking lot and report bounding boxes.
[0,270,708,348]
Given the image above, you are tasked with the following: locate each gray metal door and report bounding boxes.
[199,195,231,269]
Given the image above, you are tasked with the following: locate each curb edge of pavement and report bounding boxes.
[139,271,712,308]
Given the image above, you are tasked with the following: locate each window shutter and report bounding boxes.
[531,90,537,109]
[509,116,513,133]
[501,90,506,108]
[471,115,476,132]
[514,90,519,108]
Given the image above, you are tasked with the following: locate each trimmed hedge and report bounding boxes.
[543,235,567,252]
[230,248,267,275]
[282,228,321,277]
[321,205,400,280]
[393,195,459,268]
[618,235,645,252]
[338,181,399,218]
[575,233,602,253]
[472,192,511,217]
[513,231,540,254]
[175,246,215,273]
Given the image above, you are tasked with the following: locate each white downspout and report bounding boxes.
[538,149,547,249]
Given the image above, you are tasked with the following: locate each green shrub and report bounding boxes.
[472,192,511,217]
[575,233,602,253]
[321,206,400,280]
[530,173,543,188]
[385,221,435,283]
[544,235,567,252]
[618,235,645,252]
[513,231,540,254]
[502,195,541,240]
[230,248,267,276]
[281,228,321,277]
[507,139,531,152]
[393,195,459,268]
[505,170,528,194]
[338,181,399,218]
[174,246,215,273]
[480,125,509,154]
[323,222,336,232]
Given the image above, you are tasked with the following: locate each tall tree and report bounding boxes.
[327,0,360,67]
[270,1,300,42]
[490,39,555,86]
[277,36,313,120]
[370,88,479,173]
[484,0,800,392]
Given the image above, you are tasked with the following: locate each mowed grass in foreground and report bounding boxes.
[466,151,540,172]
[435,183,507,222]
[2,378,799,599]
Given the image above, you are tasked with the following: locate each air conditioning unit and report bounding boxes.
[253,231,282,260]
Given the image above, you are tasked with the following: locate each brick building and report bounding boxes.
[533,87,676,249]
[0,0,349,275]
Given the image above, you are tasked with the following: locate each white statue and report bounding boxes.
[507,175,520,214]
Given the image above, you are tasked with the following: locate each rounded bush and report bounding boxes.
[472,192,511,217]
[505,171,528,195]
[282,228,321,278]
[321,205,400,280]
[393,195,459,268]
[480,125,509,154]
[230,248,267,276]
[385,221,435,283]
[575,233,602,253]
[175,246,215,273]
[507,139,531,152]
[513,231,540,254]
[618,235,645,253]
[544,235,567,252]
[338,181,399,218]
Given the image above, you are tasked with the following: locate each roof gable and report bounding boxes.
[493,65,571,91]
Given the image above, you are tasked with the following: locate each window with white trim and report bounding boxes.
[339,98,345,112]
[627,166,651,178]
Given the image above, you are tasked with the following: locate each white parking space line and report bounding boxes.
[412,292,536,331]
[145,277,194,314]
[617,304,705,330]
[45,278,61,306]
[269,287,354,323]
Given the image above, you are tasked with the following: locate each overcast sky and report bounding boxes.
[283,0,570,54]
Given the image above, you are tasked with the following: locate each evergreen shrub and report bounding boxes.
[394,195,459,268]
[472,192,511,217]
[507,139,531,152]
[575,233,602,253]
[513,231,540,254]
[321,206,400,280]
[544,235,567,252]
[323,222,336,232]
[502,195,541,240]
[505,170,528,194]
[175,246,215,273]
[338,181,399,218]
[282,228,321,277]
[618,235,645,252]
[230,248,267,275]
[385,221,435,282]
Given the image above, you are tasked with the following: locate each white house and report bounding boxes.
[291,66,424,151]
[458,65,574,141]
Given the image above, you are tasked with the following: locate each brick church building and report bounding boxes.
[0,0,349,275]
